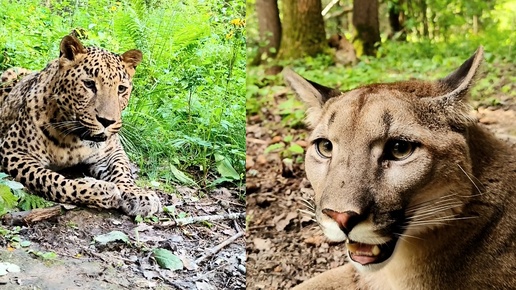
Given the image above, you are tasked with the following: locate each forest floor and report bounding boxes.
[245,67,516,289]
[0,186,246,290]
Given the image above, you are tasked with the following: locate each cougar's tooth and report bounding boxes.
[372,245,381,256]
[346,242,358,253]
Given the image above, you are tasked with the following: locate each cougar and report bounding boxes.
[283,47,516,289]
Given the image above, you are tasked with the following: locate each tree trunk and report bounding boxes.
[388,0,406,40]
[252,0,281,65]
[352,0,380,56]
[421,0,429,37]
[278,0,326,60]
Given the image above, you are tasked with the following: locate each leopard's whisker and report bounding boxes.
[298,209,316,217]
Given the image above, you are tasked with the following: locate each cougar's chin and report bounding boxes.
[346,238,398,270]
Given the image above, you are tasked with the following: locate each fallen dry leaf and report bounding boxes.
[253,238,272,251]
[275,211,298,232]
[270,136,282,144]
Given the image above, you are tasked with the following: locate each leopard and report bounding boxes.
[283,47,516,289]
[0,35,161,216]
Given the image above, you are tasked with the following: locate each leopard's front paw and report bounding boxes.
[119,188,162,216]
[79,177,122,209]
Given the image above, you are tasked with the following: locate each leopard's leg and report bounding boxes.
[1,154,121,209]
[87,142,161,216]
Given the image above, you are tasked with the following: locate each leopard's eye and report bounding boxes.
[315,138,333,158]
[385,140,415,161]
[82,79,96,91]
[118,85,128,94]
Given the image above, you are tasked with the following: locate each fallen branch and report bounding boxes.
[2,205,63,226]
[195,231,244,265]
[175,212,245,226]
[212,196,245,207]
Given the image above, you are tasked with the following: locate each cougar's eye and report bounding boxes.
[118,85,128,94]
[385,140,415,160]
[315,138,333,158]
[83,79,96,91]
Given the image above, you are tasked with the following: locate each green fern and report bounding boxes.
[0,184,17,216]
[15,190,53,211]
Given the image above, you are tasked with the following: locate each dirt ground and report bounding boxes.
[245,70,516,289]
[0,186,246,290]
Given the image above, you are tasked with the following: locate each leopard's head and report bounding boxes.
[55,35,142,142]
[284,47,484,272]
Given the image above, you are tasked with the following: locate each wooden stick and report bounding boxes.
[2,205,63,226]
[195,231,244,264]
[212,196,245,207]
[175,212,245,226]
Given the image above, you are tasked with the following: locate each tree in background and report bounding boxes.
[247,0,514,63]
[388,0,406,40]
[352,0,380,56]
[278,0,327,59]
[253,0,281,65]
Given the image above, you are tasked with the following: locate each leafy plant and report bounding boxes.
[0,0,246,195]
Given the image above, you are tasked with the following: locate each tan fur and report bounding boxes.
[284,47,516,289]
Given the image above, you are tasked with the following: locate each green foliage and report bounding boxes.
[0,173,54,216]
[0,185,17,216]
[263,134,305,166]
[15,190,54,211]
[153,248,183,270]
[93,231,130,245]
[247,33,514,128]
[28,249,58,260]
[0,0,246,190]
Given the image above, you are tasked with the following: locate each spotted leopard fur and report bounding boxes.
[0,35,161,216]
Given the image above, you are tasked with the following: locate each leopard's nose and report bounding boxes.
[96,115,116,128]
[322,209,364,235]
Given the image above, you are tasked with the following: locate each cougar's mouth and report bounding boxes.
[346,238,398,265]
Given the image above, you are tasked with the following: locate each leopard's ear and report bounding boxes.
[283,68,341,126]
[436,46,483,102]
[121,50,143,69]
[59,35,86,62]
[121,50,143,77]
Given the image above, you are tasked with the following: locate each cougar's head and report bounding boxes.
[284,47,484,271]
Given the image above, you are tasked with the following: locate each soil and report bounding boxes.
[245,76,516,289]
[0,186,246,290]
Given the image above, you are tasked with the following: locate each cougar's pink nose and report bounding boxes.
[322,209,361,235]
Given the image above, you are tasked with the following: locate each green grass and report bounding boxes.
[0,0,246,192]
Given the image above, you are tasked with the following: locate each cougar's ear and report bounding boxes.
[426,47,483,129]
[283,68,341,126]
[436,46,484,102]
[59,35,86,63]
